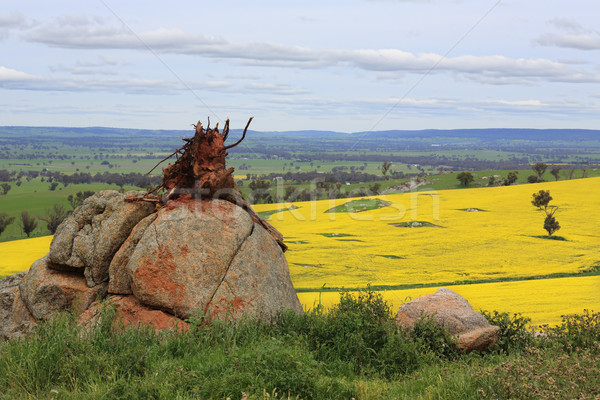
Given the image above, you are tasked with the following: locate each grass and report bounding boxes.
[0,290,598,399]
[324,198,391,213]
[532,235,568,241]
[389,221,440,228]
[0,178,140,241]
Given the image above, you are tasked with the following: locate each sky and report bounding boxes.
[1,0,599,132]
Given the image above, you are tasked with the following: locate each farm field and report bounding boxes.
[254,177,600,289]
[2,177,598,326]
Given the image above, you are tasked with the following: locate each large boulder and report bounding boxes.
[48,190,155,287]
[125,199,302,320]
[78,295,189,333]
[108,213,158,295]
[0,271,26,327]
[0,272,37,340]
[1,193,302,340]
[19,256,105,321]
[395,288,499,352]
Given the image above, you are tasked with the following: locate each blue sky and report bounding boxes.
[1,0,599,132]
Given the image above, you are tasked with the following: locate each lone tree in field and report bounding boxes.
[543,207,560,237]
[20,211,38,238]
[41,204,69,234]
[550,167,561,181]
[531,190,552,210]
[0,213,15,237]
[503,171,518,186]
[381,161,392,180]
[1,183,11,195]
[457,171,474,187]
[532,162,547,180]
[531,190,561,237]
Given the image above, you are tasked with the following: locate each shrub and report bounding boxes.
[481,310,533,354]
[409,314,459,360]
[542,309,600,351]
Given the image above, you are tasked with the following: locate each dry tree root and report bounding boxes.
[142,117,287,251]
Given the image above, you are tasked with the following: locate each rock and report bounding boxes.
[48,190,155,286]
[78,295,188,333]
[127,199,301,320]
[1,289,38,341]
[0,271,27,327]
[0,272,37,340]
[19,256,105,321]
[395,288,499,352]
[128,199,253,318]
[207,219,302,320]
[108,213,157,295]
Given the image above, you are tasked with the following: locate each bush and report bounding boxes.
[542,309,600,351]
[409,314,459,360]
[482,310,533,354]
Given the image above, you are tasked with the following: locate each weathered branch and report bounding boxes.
[224,117,253,149]
[147,144,189,175]
[222,118,230,141]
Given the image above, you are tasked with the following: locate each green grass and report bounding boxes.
[324,198,391,213]
[532,235,568,241]
[0,178,139,241]
[390,221,440,228]
[0,290,598,399]
[257,207,299,220]
[294,268,600,293]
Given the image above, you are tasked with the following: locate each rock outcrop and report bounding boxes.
[395,288,500,352]
[0,271,37,341]
[1,190,301,340]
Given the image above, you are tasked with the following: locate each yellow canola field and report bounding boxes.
[253,177,600,290]
[298,275,600,327]
[0,236,52,276]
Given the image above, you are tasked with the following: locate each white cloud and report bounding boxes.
[0,12,27,39]
[21,16,600,84]
[0,66,38,80]
[537,19,600,50]
[537,33,600,51]
[0,65,231,94]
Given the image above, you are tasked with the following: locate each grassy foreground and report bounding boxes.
[1,290,598,399]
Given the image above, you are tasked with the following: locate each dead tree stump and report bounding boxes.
[147,118,287,251]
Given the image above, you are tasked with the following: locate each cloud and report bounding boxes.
[0,65,230,94]
[537,33,600,51]
[243,82,310,95]
[22,16,600,84]
[0,66,37,80]
[537,19,600,50]
[0,12,28,39]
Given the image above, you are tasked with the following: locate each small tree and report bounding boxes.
[67,190,95,209]
[487,176,496,186]
[532,162,547,180]
[531,190,552,209]
[369,182,381,195]
[0,212,16,237]
[527,175,540,183]
[20,211,38,238]
[381,161,392,181]
[544,208,560,237]
[550,167,561,181]
[0,183,10,195]
[457,172,474,187]
[248,180,273,204]
[503,171,518,186]
[40,204,69,234]
[48,182,59,191]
